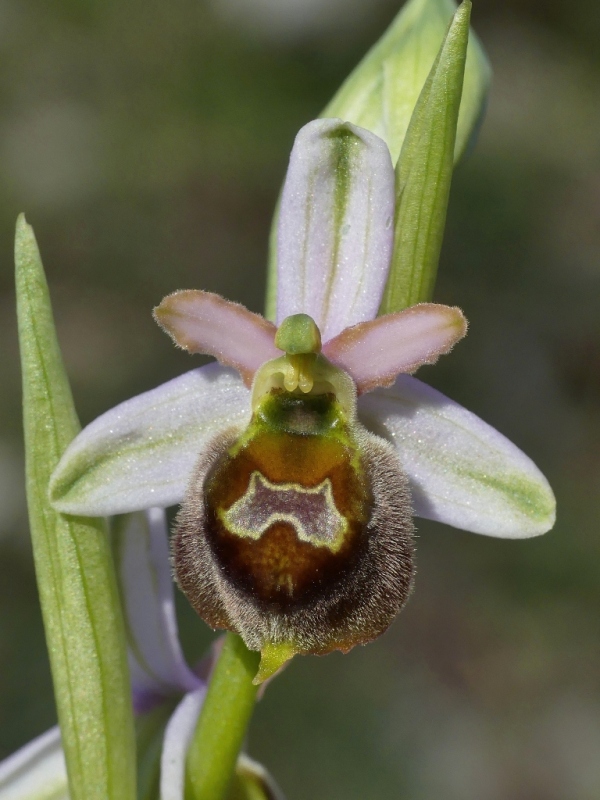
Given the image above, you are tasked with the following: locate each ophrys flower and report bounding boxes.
[49,119,555,681]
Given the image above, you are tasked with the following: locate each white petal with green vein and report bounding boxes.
[50,364,249,516]
[160,689,206,800]
[359,375,555,537]
[276,118,395,341]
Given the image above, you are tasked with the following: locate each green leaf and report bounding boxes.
[15,215,136,800]
[265,0,490,321]
[379,0,471,314]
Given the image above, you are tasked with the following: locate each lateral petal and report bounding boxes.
[154,290,278,387]
[276,118,395,341]
[323,303,466,393]
[113,510,202,712]
[359,375,556,538]
[50,364,250,516]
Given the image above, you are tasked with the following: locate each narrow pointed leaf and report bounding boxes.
[154,291,278,387]
[359,375,556,537]
[113,510,201,712]
[50,364,249,516]
[380,0,471,315]
[15,215,136,800]
[0,727,67,800]
[276,119,395,341]
[264,199,280,323]
[323,303,466,393]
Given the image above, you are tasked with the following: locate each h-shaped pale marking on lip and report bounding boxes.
[220,471,348,552]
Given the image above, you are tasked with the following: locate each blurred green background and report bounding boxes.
[1,0,600,797]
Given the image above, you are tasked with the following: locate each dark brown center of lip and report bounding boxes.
[203,391,372,609]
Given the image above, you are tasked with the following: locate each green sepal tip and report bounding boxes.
[254,642,296,685]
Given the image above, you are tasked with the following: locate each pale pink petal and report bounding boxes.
[154,290,279,387]
[276,118,395,341]
[323,303,467,393]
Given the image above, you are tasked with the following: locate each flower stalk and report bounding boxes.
[185,634,260,800]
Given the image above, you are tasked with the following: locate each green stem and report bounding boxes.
[186,633,261,800]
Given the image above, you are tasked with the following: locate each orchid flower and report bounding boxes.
[0,509,283,800]
[49,118,555,682]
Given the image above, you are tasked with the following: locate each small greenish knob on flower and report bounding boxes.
[275,313,322,355]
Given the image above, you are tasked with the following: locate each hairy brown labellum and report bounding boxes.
[173,379,415,681]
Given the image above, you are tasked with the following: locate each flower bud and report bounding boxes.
[172,317,415,682]
[324,0,491,165]
[266,0,491,320]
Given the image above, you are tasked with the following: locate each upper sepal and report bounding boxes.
[276,118,395,341]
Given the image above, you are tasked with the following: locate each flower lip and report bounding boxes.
[173,374,415,680]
